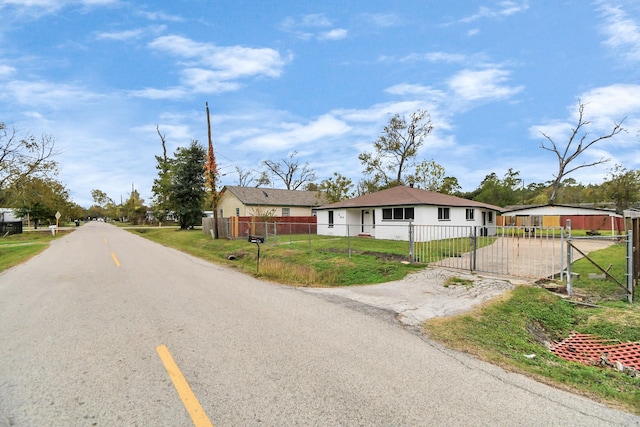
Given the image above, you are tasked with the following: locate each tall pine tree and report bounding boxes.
[171,140,206,229]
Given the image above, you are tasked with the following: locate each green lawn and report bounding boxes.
[0,231,65,272]
[424,242,640,416]
[130,228,425,286]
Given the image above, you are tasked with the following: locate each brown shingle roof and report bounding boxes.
[317,186,502,211]
[223,186,326,207]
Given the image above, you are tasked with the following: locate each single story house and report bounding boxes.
[216,186,326,218]
[500,204,624,233]
[315,185,503,241]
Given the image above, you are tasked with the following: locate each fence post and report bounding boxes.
[470,226,477,272]
[627,230,634,303]
[408,222,414,264]
[566,219,573,297]
[273,221,278,245]
[347,225,351,259]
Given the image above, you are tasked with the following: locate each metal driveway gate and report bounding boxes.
[410,225,566,279]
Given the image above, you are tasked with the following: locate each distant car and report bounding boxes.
[97,218,104,222]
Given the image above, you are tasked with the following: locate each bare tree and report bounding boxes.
[540,101,626,204]
[358,110,433,189]
[0,123,58,204]
[234,166,271,187]
[262,151,317,190]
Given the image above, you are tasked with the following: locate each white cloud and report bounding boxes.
[2,80,103,107]
[129,86,188,100]
[599,4,640,63]
[0,0,118,15]
[149,35,286,79]
[238,114,351,152]
[137,9,184,22]
[138,35,288,98]
[529,84,640,161]
[577,84,640,122]
[0,65,16,78]
[319,28,348,41]
[96,28,146,41]
[454,1,529,24]
[279,13,347,41]
[448,68,523,104]
[360,13,401,28]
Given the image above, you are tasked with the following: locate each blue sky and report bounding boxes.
[1,0,639,208]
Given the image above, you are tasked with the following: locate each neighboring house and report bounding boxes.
[216,186,326,218]
[316,185,503,241]
[501,204,624,233]
[0,208,21,223]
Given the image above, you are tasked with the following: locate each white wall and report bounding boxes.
[318,206,497,241]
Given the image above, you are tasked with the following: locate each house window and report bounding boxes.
[235,208,240,216]
[438,207,450,221]
[382,207,414,221]
[405,207,414,220]
[466,208,474,221]
[282,207,290,217]
[328,210,334,228]
[488,212,494,223]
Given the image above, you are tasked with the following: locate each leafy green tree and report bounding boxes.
[171,140,206,229]
[412,159,460,194]
[439,176,462,195]
[413,159,445,191]
[0,122,58,205]
[10,177,69,228]
[358,110,433,189]
[602,164,640,214]
[122,189,146,224]
[473,169,522,207]
[88,189,118,220]
[318,172,354,203]
[151,126,174,224]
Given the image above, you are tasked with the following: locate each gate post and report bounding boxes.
[627,230,634,303]
[566,219,573,297]
[409,222,414,264]
[470,226,477,272]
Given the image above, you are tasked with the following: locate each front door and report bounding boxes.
[361,209,374,236]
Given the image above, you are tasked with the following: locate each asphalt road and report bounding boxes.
[0,222,638,426]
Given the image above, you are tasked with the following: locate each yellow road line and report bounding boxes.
[156,345,214,427]
[111,252,121,267]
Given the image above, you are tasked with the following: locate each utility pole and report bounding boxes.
[205,102,220,239]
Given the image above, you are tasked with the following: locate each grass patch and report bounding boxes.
[570,243,629,303]
[0,231,67,272]
[129,228,424,286]
[444,276,474,288]
[424,259,640,415]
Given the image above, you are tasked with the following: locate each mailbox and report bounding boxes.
[248,235,264,243]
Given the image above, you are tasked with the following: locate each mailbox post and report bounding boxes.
[248,235,264,273]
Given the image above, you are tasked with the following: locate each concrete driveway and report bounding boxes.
[304,267,520,328]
